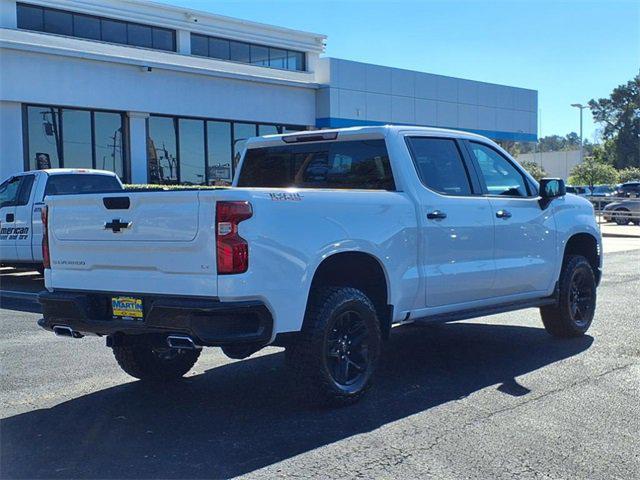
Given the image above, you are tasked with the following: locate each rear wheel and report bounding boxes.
[614,208,631,225]
[540,255,596,337]
[113,339,200,381]
[286,287,381,406]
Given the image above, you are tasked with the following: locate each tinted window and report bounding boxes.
[101,18,127,44]
[469,142,529,197]
[16,175,35,206]
[45,175,121,196]
[152,28,174,51]
[287,51,304,71]
[269,48,287,69]
[209,37,230,59]
[250,44,269,66]
[407,137,472,196]
[17,4,43,30]
[233,123,257,166]
[238,140,395,190]
[178,119,206,185]
[127,23,152,48]
[230,41,251,63]
[94,112,124,178]
[147,116,178,184]
[43,9,72,35]
[207,121,232,184]
[0,177,22,207]
[26,105,62,169]
[62,109,92,169]
[73,14,101,40]
[190,34,208,56]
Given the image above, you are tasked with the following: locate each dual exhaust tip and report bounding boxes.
[52,326,200,350]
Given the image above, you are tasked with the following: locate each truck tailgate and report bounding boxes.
[46,191,218,297]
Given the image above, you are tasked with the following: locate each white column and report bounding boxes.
[176,30,191,54]
[0,101,24,179]
[127,111,149,184]
[0,0,18,28]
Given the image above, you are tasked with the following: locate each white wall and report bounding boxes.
[0,101,23,181]
[317,58,537,140]
[517,150,582,180]
[0,49,317,126]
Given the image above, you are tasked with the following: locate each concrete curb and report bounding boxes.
[602,233,640,239]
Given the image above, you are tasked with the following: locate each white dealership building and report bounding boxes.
[0,0,538,184]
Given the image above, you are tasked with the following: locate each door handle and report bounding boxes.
[5,213,14,222]
[427,210,447,220]
[496,210,512,219]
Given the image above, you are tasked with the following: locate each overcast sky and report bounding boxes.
[160,0,640,142]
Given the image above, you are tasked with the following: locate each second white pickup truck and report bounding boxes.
[38,126,602,405]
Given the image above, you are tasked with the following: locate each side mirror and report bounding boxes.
[539,178,565,209]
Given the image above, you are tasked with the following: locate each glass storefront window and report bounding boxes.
[207,121,232,185]
[26,106,61,170]
[179,119,206,185]
[147,116,178,184]
[258,124,278,136]
[62,109,92,168]
[233,123,257,167]
[25,105,126,176]
[94,112,124,179]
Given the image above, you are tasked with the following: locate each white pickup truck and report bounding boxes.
[38,126,602,406]
[0,169,123,270]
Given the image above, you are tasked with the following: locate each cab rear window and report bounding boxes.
[237,139,395,190]
[45,174,122,195]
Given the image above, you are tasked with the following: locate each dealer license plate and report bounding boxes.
[112,296,143,319]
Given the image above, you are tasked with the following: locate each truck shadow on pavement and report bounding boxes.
[1,322,592,479]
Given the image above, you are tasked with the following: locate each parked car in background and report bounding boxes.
[602,199,640,225]
[0,169,123,270]
[587,185,615,197]
[37,126,602,406]
[614,181,640,198]
[565,185,590,197]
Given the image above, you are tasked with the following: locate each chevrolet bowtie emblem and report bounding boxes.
[104,219,132,233]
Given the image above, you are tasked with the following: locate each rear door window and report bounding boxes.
[406,137,472,196]
[238,139,395,190]
[44,174,122,196]
[16,175,35,206]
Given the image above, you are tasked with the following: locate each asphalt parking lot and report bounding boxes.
[1,236,639,479]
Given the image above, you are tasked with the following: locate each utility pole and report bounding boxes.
[570,103,589,164]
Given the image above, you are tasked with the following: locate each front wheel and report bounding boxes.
[614,208,631,225]
[540,255,596,337]
[286,287,381,406]
[112,339,200,381]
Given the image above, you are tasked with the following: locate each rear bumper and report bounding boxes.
[37,290,273,346]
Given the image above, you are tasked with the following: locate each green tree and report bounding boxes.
[519,160,547,181]
[569,157,619,189]
[617,167,640,183]
[589,75,640,169]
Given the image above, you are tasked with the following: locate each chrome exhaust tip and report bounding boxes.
[53,325,83,338]
[166,335,201,350]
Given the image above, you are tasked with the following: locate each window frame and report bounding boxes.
[463,140,536,199]
[146,113,306,185]
[188,32,307,72]
[22,103,129,182]
[405,135,482,197]
[16,3,176,52]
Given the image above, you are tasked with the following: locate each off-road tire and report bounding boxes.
[286,287,381,407]
[113,342,200,381]
[540,255,596,337]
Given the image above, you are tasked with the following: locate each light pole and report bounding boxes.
[571,103,589,164]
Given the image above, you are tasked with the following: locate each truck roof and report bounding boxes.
[20,168,119,177]
[246,125,494,148]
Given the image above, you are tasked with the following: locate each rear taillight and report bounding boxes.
[41,206,50,269]
[216,201,252,274]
